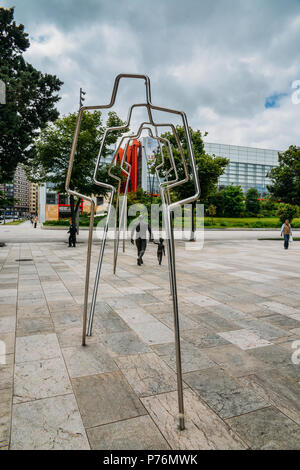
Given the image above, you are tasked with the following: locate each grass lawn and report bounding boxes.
[44,216,300,230]
[174,217,300,229]
[258,238,300,241]
[43,215,106,227]
[3,219,26,226]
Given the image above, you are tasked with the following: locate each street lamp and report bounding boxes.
[79,87,86,109]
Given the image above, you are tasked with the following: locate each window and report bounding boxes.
[46,193,57,205]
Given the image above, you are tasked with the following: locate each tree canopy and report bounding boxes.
[245,187,260,215]
[267,146,300,206]
[160,127,229,203]
[0,7,63,182]
[25,110,127,221]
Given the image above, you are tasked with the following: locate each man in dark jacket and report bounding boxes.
[68,220,78,247]
[131,215,154,265]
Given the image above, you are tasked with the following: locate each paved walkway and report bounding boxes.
[0,225,300,449]
[0,220,290,243]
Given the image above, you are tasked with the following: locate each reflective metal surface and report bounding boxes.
[66,74,200,430]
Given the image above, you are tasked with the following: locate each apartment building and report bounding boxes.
[29,182,39,215]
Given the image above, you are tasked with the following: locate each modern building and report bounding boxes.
[13,164,30,216]
[204,142,280,196]
[38,182,107,223]
[141,137,161,194]
[0,164,31,217]
[115,137,160,195]
[29,182,39,215]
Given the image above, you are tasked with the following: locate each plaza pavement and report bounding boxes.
[0,222,300,450]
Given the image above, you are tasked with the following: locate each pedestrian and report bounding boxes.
[281,219,293,250]
[68,220,78,247]
[34,215,37,228]
[30,215,33,225]
[154,238,165,265]
[131,215,154,265]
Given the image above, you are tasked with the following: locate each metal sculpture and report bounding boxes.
[66,74,200,430]
[88,122,177,335]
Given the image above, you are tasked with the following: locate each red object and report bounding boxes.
[116,139,141,193]
[58,195,83,213]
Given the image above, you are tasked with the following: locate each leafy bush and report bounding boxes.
[245,188,260,216]
[261,196,276,215]
[223,185,244,217]
[277,204,299,224]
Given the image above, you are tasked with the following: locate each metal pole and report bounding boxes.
[123,194,127,253]
[87,189,115,336]
[166,208,185,430]
[82,201,95,346]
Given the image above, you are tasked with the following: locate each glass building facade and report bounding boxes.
[204,142,280,196]
[141,137,161,194]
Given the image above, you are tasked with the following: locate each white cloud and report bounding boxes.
[3,0,300,149]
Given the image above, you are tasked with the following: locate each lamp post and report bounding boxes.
[79,87,86,109]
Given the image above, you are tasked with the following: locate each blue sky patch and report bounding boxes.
[265,93,288,109]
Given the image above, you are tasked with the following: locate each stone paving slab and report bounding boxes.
[87,415,170,450]
[116,352,179,397]
[0,389,11,448]
[100,331,151,356]
[227,407,300,450]
[142,389,247,450]
[219,329,272,350]
[152,341,216,373]
[184,367,269,419]
[10,394,89,450]
[62,343,117,378]
[240,370,300,425]
[72,371,147,428]
[13,357,72,403]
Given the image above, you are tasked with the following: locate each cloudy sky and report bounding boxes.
[3,0,300,150]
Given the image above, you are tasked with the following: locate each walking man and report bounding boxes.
[68,220,78,247]
[281,219,293,250]
[131,215,154,265]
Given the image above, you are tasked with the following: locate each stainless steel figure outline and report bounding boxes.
[115,124,177,271]
[66,74,151,347]
[88,122,176,336]
[87,110,188,339]
[66,74,200,431]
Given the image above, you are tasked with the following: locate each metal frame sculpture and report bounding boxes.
[66,74,200,430]
[88,121,178,335]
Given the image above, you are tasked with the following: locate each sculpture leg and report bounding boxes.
[87,190,114,337]
[123,195,127,253]
[82,202,95,346]
[166,209,185,430]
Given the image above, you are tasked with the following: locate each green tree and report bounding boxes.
[245,188,260,215]
[0,189,15,223]
[277,203,299,224]
[268,146,300,206]
[222,185,244,217]
[25,111,126,224]
[208,190,225,217]
[261,195,276,215]
[208,204,217,224]
[160,127,228,239]
[0,7,63,182]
